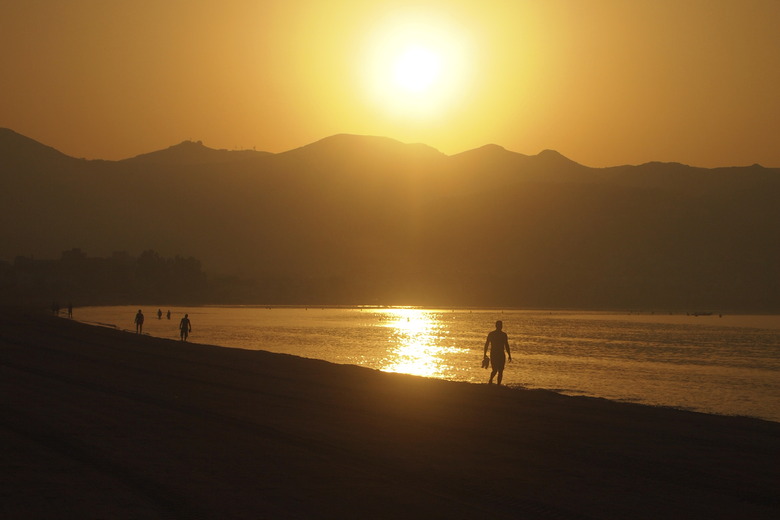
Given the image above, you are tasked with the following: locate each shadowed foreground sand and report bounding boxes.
[1,308,778,519]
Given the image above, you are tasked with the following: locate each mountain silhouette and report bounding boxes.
[125,140,271,166]
[282,133,445,161]
[1,128,778,310]
[0,128,79,169]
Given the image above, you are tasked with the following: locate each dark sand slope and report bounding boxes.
[1,309,778,519]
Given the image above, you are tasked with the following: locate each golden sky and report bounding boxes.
[1,0,778,167]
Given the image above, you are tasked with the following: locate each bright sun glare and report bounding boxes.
[379,308,461,379]
[392,45,442,93]
[361,13,471,119]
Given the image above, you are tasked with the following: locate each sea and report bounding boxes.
[74,306,780,423]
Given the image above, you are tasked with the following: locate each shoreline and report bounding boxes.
[73,304,780,423]
[1,308,778,519]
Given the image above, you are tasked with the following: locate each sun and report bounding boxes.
[360,13,472,120]
[392,45,442,94]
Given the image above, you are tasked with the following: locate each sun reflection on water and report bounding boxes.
[378,308,460,378]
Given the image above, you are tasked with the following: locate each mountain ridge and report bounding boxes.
[0,127,580,168]
[2,127,776,171]
[0,128,80,168]
[123,140,272,165]
[1,128,778,310]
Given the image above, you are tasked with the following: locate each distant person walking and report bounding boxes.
[166,310,171,320]
[179,314,192,341]
[484,320,512,385]
[67,302,73,318]
[134,309,145,334]
[157,309,163,320]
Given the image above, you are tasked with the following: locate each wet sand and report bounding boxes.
[1,308,778,519]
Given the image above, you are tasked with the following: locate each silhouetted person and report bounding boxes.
[179,314,191,341]
[134,309,144,334]
[166,309,171,320]
[484,320,512,385]
[67,303,73,318]
[157,308,162,320]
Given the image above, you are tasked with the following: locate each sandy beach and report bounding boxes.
[1,308,778,519]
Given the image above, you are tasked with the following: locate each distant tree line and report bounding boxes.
[3,246,778,311]
[0,248,357,307]
[0,248,215,306]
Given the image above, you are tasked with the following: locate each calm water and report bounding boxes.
[75,306,780,423]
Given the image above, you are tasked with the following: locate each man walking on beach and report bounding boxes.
[179,314,192,341]
[484,320,512,385]
[134,309,144,334]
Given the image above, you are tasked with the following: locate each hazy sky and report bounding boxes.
[2,0,778,167]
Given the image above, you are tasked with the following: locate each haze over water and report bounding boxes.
[76,306,780,423]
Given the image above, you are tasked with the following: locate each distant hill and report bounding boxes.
[124,140,271,165]
[281,133,445,161]
[1,127,778,310]
[0,128,80,169]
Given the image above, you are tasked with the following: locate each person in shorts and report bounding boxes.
[179,313,192,341]
[484,320,512,384]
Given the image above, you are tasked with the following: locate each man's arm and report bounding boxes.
[484,335,490,356]
[505,334,512,361]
